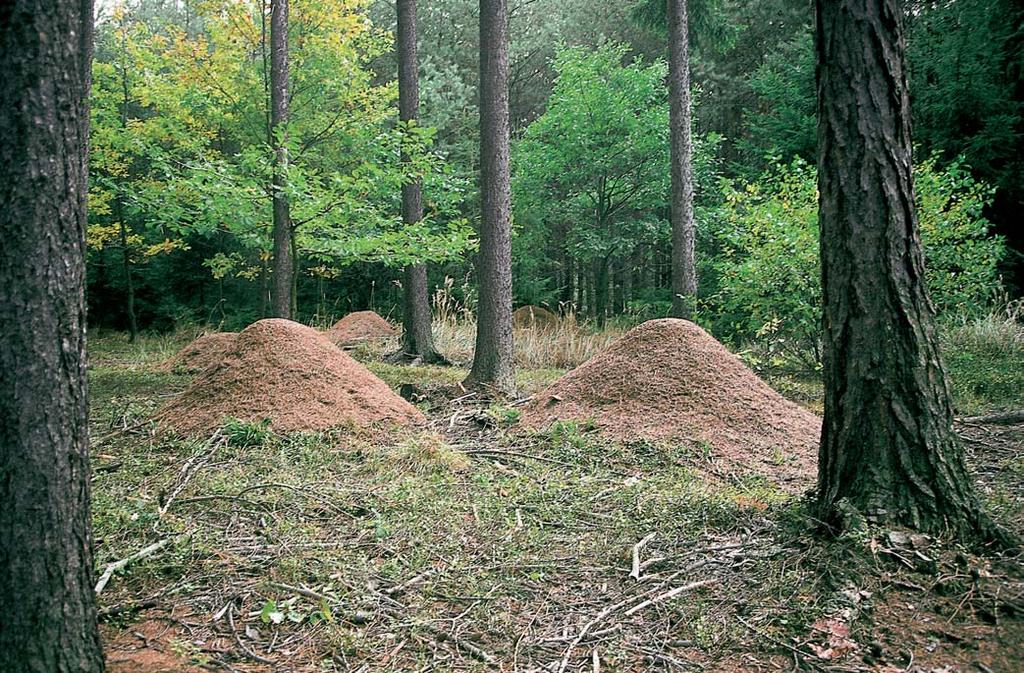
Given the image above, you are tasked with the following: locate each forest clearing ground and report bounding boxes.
[88,330,1023,673]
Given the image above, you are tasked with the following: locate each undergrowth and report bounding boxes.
[86,323,1023,672]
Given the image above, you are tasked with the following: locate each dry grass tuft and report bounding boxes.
[370,432,470,474]
[430,279,624,369]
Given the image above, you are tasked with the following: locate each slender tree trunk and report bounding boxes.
[576,264,586,317]
[622,251,634,311]
[465,0,515,394]
[594,257,610,328]
[815,0,1002,541]
[0,1,105,670]
[117,208,138,342]
[562,250,575,308]
[259,253,269,317]
[398,0,444,363]
[669,0,697,318]
[587,264,597,320]
[117,16,137,342]
[270,0,293,319]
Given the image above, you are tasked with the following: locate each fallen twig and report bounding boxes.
[735,615,822,671]
[465,448,579,470]
[630,533,657,581]
[385,568,437,596]
[228,604,273,665]
[623,578,715,616]
[958,409,1024,426]
[95,538,175,594]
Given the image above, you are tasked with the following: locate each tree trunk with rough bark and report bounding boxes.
[815,0,1002,542]
[270,0,293,319]
[669,0,697,319]
[465,0,515,394]
[398,0,444,363]
[0,1,105,669]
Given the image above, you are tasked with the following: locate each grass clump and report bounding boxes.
[941,305,1024,415]
[370,432,470,475]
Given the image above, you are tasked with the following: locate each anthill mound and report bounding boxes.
[522,319,821,488]
[325,310,397,346]
[513,305,560,330]
[156,319,423,435]
[159,332,238,374]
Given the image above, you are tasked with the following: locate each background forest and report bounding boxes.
[7,1,1024,670]
[87,0,1023,365]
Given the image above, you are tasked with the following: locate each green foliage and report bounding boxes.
[87,0,472,328]
[941,305,1024,415]
[512,43,718,312]
[736,31,815,172]
[222,417,273,447]
[515,43,671,253]
[710,157,1007,365]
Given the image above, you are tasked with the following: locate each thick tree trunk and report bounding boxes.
[0,1,105,670]
[668,0,697,319]
[465,0,515,394]
[270,0,293,319]
[398,0,443,363]
[815,0,999,541]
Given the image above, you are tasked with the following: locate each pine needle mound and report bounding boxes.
[159,332,238,374]
[513,305,560,330]
[325,310,397,346]
[522,319,821,486]
[156,319,424,435]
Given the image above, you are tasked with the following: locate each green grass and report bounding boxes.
[941,311,1024,415]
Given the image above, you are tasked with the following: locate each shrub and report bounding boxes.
[709,157,1006,367]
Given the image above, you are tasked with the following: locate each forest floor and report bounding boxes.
[87,328,1023,673]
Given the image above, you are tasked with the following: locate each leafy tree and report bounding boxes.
[514,44,717,324]
[88,8,197,334]
[1,0,105,669]
[736,30,816,170]
[87,0,472,324]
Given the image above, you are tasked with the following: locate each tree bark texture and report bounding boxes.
[0,0,105,670]
[815,0,996,540]
[466,0,515,394]
[668,0,697,319]
[398,0,443,363]
[270,0,293,319]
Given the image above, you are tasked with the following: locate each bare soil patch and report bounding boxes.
[155,318,423,435]
[324,310,396,346]
[103,614,211,673]
[523,318,821,489]
[158,332,238,375]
